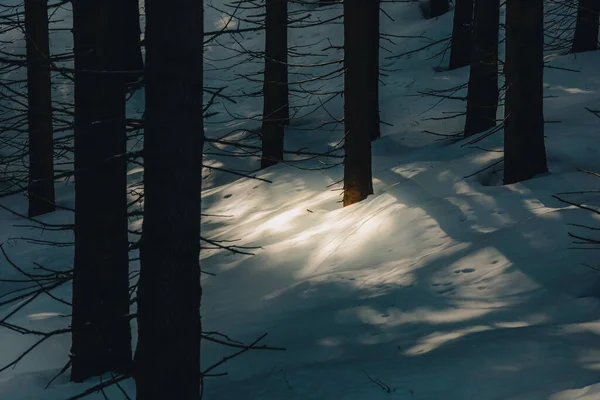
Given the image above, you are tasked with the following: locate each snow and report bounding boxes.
[3,0,600,399]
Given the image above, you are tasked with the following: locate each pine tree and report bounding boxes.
[70,0,131,382]
[24,0,55,217]
[134,0,203,397]
[464,0,499,137]
[261,0,289,168]
[572,0,600,53]
[343,0,374,206]
[504,0,548,184]
[448,0,473,70]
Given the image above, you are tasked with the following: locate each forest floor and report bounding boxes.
[3,1,600,399]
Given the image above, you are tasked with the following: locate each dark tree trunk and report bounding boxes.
[261,0,288,168]
[504,0,548,185]
[367,0,381,141]
[464,0,499,137]
[24,0,55,217]
[343,0,374,206]
[430,0,450,18]
[572,0,600,53]
[70,0,131,382]
[448,0,473,70]
[134,0,203,398]
[124,0,144,83]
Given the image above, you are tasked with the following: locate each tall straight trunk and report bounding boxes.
[464,0,499,137]
[448,0,473,70]
[261,0,288,168]
[71,0,131,382]
[134,0,203,398]
[504,0,548,184]
[367,0,381,141]
[430,0,449,18]
[572,0,600,53]
[24,0,55,217]
[124,0,144,84]
[343,0,374,206]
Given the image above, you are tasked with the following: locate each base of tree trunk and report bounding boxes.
[260,123,284,168]
[464,0,499,137]
[343,0,375,206]
[503,0,548,185]
[425,0,450,19]
[571,0,600,54]
[261,0,288,166]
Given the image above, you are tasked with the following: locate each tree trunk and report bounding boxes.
[464,0,499,137]
[70,0,131,382]
[124,0,144,84]
[134,0,203,398]
[367,0,381,141]
[572,0,600,53]
[504,0,548,185]
[343,0,374,206]
[24,0,55,217]
[448,0,473,70]
[261,0,288,168]
[430,0,450,18]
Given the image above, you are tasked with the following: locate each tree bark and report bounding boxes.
[572,0,600,53]
[261,0,288,168]
[124,0,144,83]
[24,0,55,217]
[464,0,499,137]
[504,0,548,185]
[448,0,473,70]
[343,0,374,206]
[133,0,203,398]
[70,0,131,382]
[430,0,450,18]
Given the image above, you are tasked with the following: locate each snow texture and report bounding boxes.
[2,1,600,399]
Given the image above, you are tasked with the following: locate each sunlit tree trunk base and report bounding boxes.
[343,0,375,207]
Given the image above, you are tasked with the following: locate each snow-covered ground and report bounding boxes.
[3,1,600,399]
